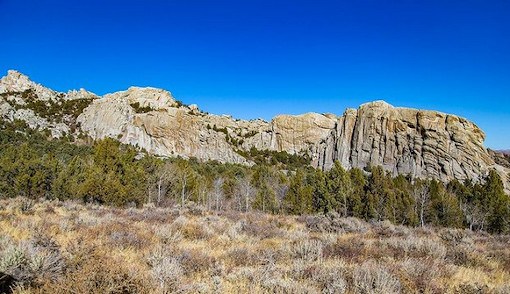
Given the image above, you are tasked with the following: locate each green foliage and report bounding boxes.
[0,119,91,199]
[484,170,510,233]
[74,138,148,205]
[393,175,418,226]
[130,102,155,113]
[0,119,146,206]
[327,162,351,216]
[242,130,258,138]
[427,180,463,228]
[348,168,366,218]
[283,169,313,214]
[9,89,94,124]
[250,165,280,213]
[237,147,311,170]
[174,100,187,107]
[211,125,228,135]
[210,125,245,146]
[310,169,334,214]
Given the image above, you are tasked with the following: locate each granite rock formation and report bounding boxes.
[1,70,507,189]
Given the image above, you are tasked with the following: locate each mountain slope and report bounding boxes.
[1,70,507,189]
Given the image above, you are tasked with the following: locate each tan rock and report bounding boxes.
[1,70,506,191]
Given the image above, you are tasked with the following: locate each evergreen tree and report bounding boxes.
[310,169,333,214]
[327,161,352,216]
[428,180,463,228]
[365,166,393,221]
[283,169,313,214]
[393,175,418,226]
[348,168,366,218]
[484,170,510,233]
[251,165,279,213]
[253,184,278,213]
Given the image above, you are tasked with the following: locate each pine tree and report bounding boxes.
[327,161,352,216]
[283,169,312,214]
[393,175,417,226]
[349,168,366,218]
[253,184,278,213]
[310,169,333,214]
[365,166,393,221]
[251,165,279,213]
[484,170,510,233]
[428,179,463,228]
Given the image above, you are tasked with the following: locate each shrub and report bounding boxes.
[108,227,147,249]
[0,237,65,288]
[323,237,366,261]
[0,246,28,282]
[6,197,34,215]
[352,262,401,294]
[291,239,323,262]
[302,214,370,234]
[397,258,447,293]
[240,216,284,239]
[46,254,148,293]
[453,283,490,294]
[151,257,183,290]
[225,221,245,241]
[261,277,312,293]
[130,102,154,113]
[227,248,254,267]
[372,220,410,237]
[153,224,183,244]
[147,246,183,291]
[128,207,174,223]
[181,221,212,240]
[294,261,349,293]
[382,236,447,260]
[169,216,213,240]
[439,228,471,244]
[178,249,215,274]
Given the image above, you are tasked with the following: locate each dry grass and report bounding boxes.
[1,197,510,293]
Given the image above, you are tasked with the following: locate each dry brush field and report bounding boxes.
[1,197,510,293]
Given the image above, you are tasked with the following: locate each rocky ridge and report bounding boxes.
[1,70,507,189]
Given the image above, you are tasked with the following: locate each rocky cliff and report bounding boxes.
[1,70,507,188]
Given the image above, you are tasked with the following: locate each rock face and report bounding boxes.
[304,101,493,183]
[77,86,251,164]
[0,70,99,138]
[1,70,507,189]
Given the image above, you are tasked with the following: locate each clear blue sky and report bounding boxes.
[1,0,509,149]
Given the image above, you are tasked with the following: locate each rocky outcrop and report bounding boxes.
[76,86,257,164]
[489,150,510,169]
[1,70,507,189]
[0,70,99,138]
[307,101,494,183]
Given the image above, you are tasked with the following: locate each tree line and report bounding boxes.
[1,119,509,233]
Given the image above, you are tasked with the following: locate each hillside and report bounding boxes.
[1,70,508,192]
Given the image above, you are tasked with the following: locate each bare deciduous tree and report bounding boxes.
[212,177,224,211]
[413,183,430,228]
[148,162,177,206]
[461,201,488,231]
[148,161,197,208]
[234,177,256,212]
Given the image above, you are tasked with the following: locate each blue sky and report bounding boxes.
[1,0,509,149]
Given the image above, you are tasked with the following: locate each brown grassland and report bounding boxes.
[1,197,510,293]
